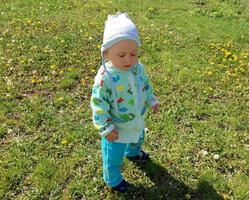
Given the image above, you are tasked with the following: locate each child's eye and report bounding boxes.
[131,53,137,57]
[119,54,125,58]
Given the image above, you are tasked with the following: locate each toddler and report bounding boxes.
[90,12,159,192]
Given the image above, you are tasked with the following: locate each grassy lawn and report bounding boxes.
[1,0,249,199]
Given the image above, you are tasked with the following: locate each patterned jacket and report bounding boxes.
[90,61,158,143]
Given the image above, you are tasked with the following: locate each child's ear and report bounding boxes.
[103,50,109,59]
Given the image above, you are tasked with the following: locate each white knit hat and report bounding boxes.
[101,12,141,53]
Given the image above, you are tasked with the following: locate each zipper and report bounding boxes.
[128,71,141,131]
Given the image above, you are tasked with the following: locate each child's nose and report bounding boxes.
[124,56,132,63]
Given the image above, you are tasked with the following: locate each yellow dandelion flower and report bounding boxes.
[97,44,101,49]
[148,7,154,12]
[28,58,34,63]
[61,139,68,145]
[240,67,245,72]
[50,64,56,70]
[31,79,36,84]
[59,70,64,75]
[225,51,231,57]
[222,193,229,200]
[232,55,238,61]
[26,19,32,25]
[207,71,213,76]
[221,48,226,52]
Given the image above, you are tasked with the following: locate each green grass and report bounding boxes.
[1,0,249,199]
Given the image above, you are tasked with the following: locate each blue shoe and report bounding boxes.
[112,180,129,193]
[126,150,150,163]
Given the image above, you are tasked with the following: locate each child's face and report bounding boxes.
[105,40,138,71]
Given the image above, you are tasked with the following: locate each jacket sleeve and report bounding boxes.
[139,64,158,107]
[90,78,115,137]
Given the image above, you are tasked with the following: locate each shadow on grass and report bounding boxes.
[119,159,223,200]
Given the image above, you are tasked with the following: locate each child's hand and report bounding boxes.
[105,129,119,141]
[152,103,159,113]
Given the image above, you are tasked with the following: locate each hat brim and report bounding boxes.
[101,34,141,52]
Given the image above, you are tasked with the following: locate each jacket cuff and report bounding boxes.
[99,124,115,137]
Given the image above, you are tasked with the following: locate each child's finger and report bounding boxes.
[111,134,118,141]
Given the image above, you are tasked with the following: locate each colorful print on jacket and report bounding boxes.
[90,61,158,143]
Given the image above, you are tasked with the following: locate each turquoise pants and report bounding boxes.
[101,131,144,187]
